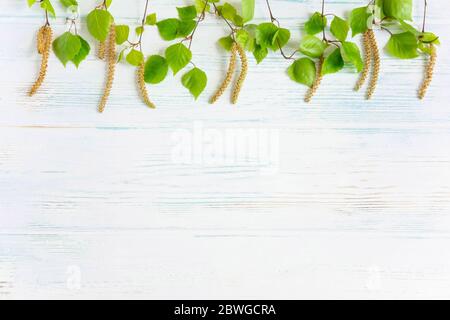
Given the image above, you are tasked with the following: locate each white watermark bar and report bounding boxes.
[171,121,280,175]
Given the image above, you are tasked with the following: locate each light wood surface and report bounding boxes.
[0,0,450,299]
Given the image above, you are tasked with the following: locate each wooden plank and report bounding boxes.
[0,0,449,299]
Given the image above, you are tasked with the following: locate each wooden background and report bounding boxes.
[1,0,450,299]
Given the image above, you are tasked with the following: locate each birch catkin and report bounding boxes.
[231,43,248,104]
[98,24,116,113]
[418,45,436,100]
[137,62,156,109]
[210,43,238,104]
[355,30,372,91]
[36,25,47,55]
[98,41,106,60]
[305,56,324,103]
[367,29,380,100]
[29,25,52,97]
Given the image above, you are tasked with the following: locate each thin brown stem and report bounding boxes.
[39,0,50,25]
[45,10,49,26]
[381,26,393,35]
[278,43,298,60]
[321,0,326,41]
[67,18,78,34]
[188,0,208,50]
[265,0,279,25]
[138,0,150,51]
[318,0,341,48]
[212,2,236,39]
[264,0,298,60]
[422,0,428,33]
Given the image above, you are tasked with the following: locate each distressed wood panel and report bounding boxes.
[1,0,450,299]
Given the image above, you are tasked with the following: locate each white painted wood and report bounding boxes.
[1,0,450,299]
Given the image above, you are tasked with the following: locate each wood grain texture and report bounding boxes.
[1,0,450,299]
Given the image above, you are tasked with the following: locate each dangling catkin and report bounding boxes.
[305,56,324,103]
[29,25,52,97]
[418,45,436,100]
[98,41,106,60]
[231,43,248,104]
[210,42,238,104]
[355,30,372,91]
[137,62,156,109]
[366,29,380,100]
[98,24,116,113]
[36,26,47,55]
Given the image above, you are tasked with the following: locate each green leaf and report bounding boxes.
[28,0,37,7]
[182,68,207,99]
[144,55,169,84]
[220,3,237,21]
[383,0,413,21]
[374,0,385,20]
[255,23,278,48]
[233,14,244,27]
[341,41,363,72]
[59,0,78,8]
[71,35,90,68]
[115,25,130,45]
[271,28,290,50]
[145,13,157,26]
[177,6,197,20]
[299,35,327,58]
[322,48,344,75]
[40,0,56,17]
[385,32,419,59]
[165,43,192,75]
[288,58,316,87]
[242,0,255,23]
[126,49,144,66]
[243,24,257,51]
[253,43,268,64]
[52,31,81,66]
[305,12,327,35]
[330,16,349,42]
[177,19,196,38]
[419,32,440,45]
[349,6,372,37]
[398,20,420,35]
[418,42,434,55]
[236,29,250,48]
[87,9,113,42]
[218,36,234,51]
[195,0,210,13]
[135,26,144,36]
[117,48,126,63]
[156,18,180,41]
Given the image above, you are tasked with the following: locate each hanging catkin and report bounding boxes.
[366,29,380,100]
[231,43,248,104]
[137,62,156,109]
[29,25,52,97]
[210,42,238,104]
[98,24,116,113]
[305,56,324,103]
[418,45,436,100]
[98,41,106,60]
[355,30,372,91]
[36,25,47,54]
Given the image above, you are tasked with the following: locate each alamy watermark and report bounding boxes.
[171,122,280,175]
